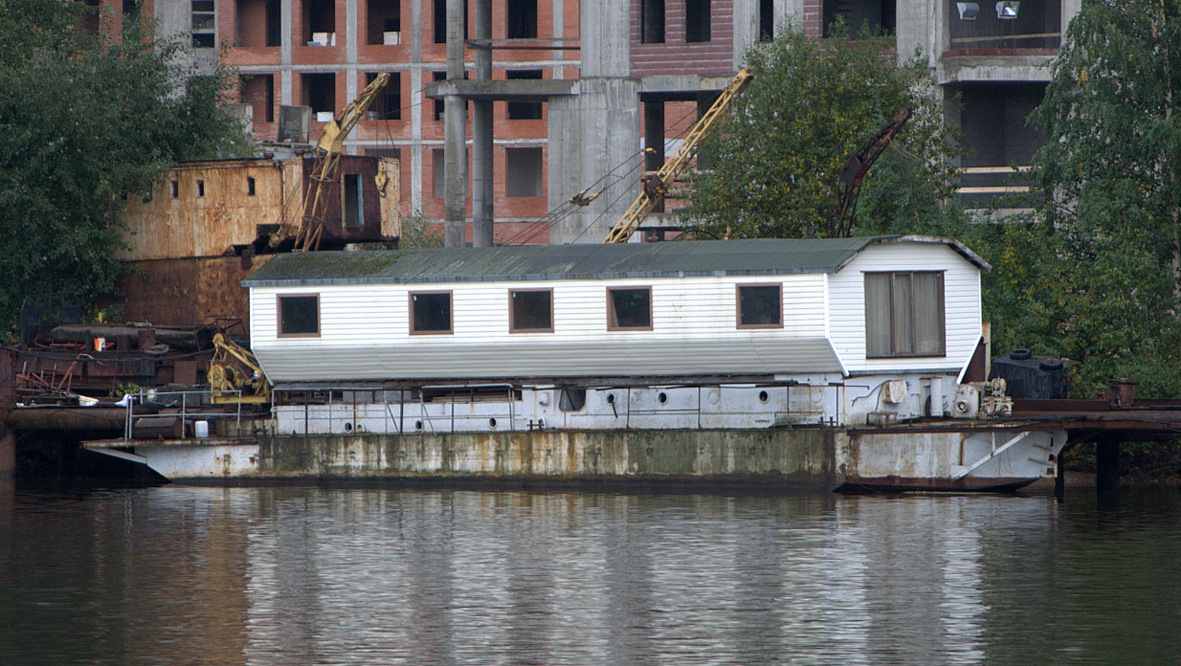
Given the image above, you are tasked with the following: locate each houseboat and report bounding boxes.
[87,236,1065,491]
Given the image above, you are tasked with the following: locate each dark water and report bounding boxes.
[1,481,1179,665]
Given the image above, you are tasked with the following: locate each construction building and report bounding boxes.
[91,0,1080,243]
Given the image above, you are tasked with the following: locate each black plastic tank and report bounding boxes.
[989,349,1072,400]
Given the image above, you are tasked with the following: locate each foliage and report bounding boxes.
[972,0,1181,398]
[682,25,962,239]
[0,0,250,331]
[398,210,444,249]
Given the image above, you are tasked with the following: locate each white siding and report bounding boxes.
[828,242,983,374]
[250,273,836,383]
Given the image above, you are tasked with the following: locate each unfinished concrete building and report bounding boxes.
[97,0,1079,243]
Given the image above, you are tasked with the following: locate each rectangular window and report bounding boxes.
[510,289,553,333]
[303,72,336,114]
[505,147,543,197]
[192,0,216,48]
[171,181,179,198]
[305,0,335,44]
[433,71,446,121]
[685,0,711,42]
[433,0,467,43]
[865,272,945,358]
[507,0,537,38]
[410,291,452,334]
[342,173,362,228]
[607,287,652,331]
[367,0,400,45]
[247,176,256,195]
[368,71,401,120]
[737,284,782,328]
[197,180,205,197]
[506,70,543,120]
[278,294,320,337]
[642,0,665,43]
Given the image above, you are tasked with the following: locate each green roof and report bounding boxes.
[242,236,987,287]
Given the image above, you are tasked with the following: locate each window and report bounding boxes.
[507,0,537,38]
[247,176,256,195]
[410,291,452,334]
[240,74,275,123]
[510,289,553,333]
[368,72,401,120]
[191,0,215,49]
[759,0,774,41]
[506,70,543,120]
[342,174,362,228]
[305,0,335,44]
[642,0,665,43]
[197,180,205,197]
[824,0,896,38]
[505,147,543,197]
[235,0,280,47]
[278,295,320,337]
[433,0,467,43]
[171,181,179,198]
[607,287,652,330]
[303,73,336,114]
[367,0,400,45]
[737,284,782,328]
[865,272,945,358]
[685,0,710,42]
[433,71,446,120]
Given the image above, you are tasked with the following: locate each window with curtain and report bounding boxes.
[864,272,944,357]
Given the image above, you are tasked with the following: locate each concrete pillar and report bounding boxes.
[1096,434,1120,494]
[443,0,467,248]
[471,0,494,247]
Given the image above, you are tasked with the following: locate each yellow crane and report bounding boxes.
[603,68,754,243]
[208,333,271,405]
[271,72,391,251]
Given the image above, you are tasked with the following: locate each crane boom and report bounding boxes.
[830,106,911,238]
[272,72,391,251]
[604,68,754,243]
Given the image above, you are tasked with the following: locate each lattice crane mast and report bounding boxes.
[603,68,754,243]
[271,72,391,251]
[830,107,912,238]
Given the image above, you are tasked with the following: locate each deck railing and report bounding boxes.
[122,388,245,442]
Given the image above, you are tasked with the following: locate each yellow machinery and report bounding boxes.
[209,333,271,405]
[271,72,391,251]
[603,68,754,243]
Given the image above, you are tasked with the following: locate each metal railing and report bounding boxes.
[122,388,245,442]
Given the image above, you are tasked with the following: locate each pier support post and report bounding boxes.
[0,425,13,478]
[1054,445,1066,501]
[1095,434,1120,494]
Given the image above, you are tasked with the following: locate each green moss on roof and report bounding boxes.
[242,236,984,287]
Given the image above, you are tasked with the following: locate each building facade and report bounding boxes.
[96,0,1079,243]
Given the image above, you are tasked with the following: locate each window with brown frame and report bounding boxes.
[410,291,453,334]
[607,287,652,330]
[736,284,783,328]
[864,271,945,357]
[277,294,320,337]
[510,289,553,333]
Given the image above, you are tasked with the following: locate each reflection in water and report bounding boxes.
[1,484,1179,664]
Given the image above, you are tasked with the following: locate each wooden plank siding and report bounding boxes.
[828,242,983,375]
[249,273,838,383]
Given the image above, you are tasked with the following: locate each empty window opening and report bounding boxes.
[191,0,216,48]
[759,0,774,40]
[197,180,206,197]
[865,272,945,358]
[505,70,543,120]
[957,82,1048,207]
[433,0,468,44]
[510,289,553,333]
[737,284,783,328]
[368,72,401,120]
[949,0,1059,49]
[305,0,335,44]
[433,71,446,120]
[247,176,256,196]
[432,148,445,198]
[278,294,320,337]
[410,292,453,334]
[240,74,275,123]
[342,173,363,228]
[685,0,711,42]
[642,0,665,43]
[302,73,336,114]
[123,0,140,25]
[81,0,101,36]
[170,181,179,198]
[506,147,543,198]
[507,0,537,39]
[236,0,280,46]
[608,287,652,330]
[823,0,896,37]
[142,189,153,203]
[367,0,401,45]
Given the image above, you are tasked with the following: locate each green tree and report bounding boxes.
[0,0,249,331]
[682,26,962,239]
[974,0,1181,397]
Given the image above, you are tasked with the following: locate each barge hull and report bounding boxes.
[85,426,1064,493]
